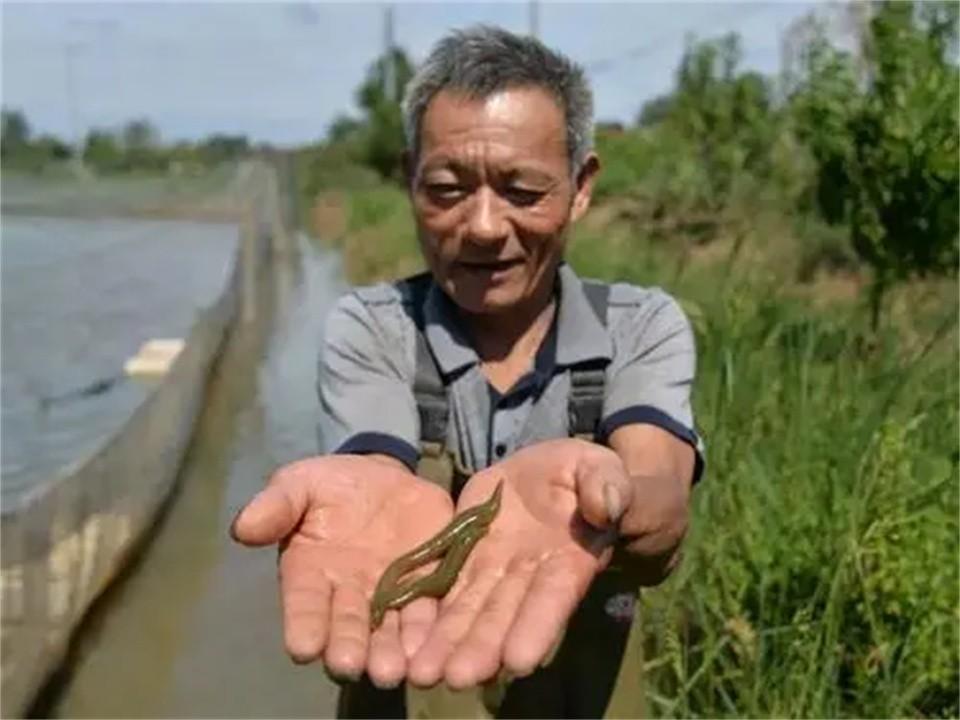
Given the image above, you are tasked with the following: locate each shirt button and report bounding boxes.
[494,443,507,458]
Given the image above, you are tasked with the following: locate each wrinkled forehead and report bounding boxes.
[418,86,569,165]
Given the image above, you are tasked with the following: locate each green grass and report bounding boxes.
[298,161,959,717]
[638,289,958,718]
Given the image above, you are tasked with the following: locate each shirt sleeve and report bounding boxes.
[317,291,420,470]
[598,288,705,481]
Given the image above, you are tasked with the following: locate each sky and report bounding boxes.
[1,1,824,147]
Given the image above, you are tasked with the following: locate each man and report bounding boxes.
[232,25,702,718]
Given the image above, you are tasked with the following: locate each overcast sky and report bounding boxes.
[2,1,821,147]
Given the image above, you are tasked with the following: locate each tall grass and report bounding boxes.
[299,164,959,717]
[637,288,958,718]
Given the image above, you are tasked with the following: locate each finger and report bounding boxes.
[445,557,537,689]
[502,556,593,677]
[408,569,500,687]
[575,455,633,530]
[279,550,332,663]
[324,582,371,681]
[399,595,439,660]
[230,466,310,546]
[368,609,406,689]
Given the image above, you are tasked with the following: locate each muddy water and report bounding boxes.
[44,237,345,718]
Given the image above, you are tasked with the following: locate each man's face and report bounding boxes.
[409,86,597,316]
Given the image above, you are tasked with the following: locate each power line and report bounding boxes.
[583,4,780,75]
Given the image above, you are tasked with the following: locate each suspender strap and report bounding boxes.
[568,280,610,438]
[414,331,448,445]
[568,363,608,436]
[407,274,449,446]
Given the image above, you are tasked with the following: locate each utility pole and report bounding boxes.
[529,0,539,39]
[383,4,396,103]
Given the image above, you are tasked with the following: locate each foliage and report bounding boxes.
[354,47,415,180]
[1,106,252,176]
[637,94,675,128]
[327,114,364,143]
[121,118,158,152]
[2,108,31,153]
[791,1,959,326]
[83,129,125,173]
[662,33,779,213]
[198,134,251,165]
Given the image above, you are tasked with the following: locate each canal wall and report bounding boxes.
[0,160,293,717]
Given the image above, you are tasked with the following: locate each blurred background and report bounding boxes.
[2,2,957,718]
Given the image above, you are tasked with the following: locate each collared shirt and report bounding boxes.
[318,264,703,479]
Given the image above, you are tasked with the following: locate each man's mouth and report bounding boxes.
[459,258,522,272]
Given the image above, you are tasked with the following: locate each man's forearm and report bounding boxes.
[613,470,690,586]
[606,423,696,586]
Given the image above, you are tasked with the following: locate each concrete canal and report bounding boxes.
[29,233,345,718]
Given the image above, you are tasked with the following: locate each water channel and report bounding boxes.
[18,227,345,717]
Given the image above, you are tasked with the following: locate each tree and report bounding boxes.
[1,109,30,156]
[33,134,72,161]
[636,94,674,127]
[355,47,415,180]
[789,34,861,224]
[121,118,158,151]
[199,134,250,164]
[120,118,163,170]
[356,47,414,115]
[658,33,777,213]
[83,129,123,172]
[791,1,959,328]
[327,114,363,143]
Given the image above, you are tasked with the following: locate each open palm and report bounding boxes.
[408,440,629,689]
[231,455,453,686]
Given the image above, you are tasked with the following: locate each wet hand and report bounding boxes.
[229,455,454,688]
[407,439,633,689]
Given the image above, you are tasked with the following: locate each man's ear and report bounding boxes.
[570,152,600,223]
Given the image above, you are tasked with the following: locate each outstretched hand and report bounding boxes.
[230,455,453,688]
[407,439,634,689]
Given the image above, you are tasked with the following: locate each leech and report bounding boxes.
[370,481,503,629]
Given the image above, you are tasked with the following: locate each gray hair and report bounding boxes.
[401,25,594,173]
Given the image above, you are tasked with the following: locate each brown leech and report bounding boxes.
[370,481,503,629]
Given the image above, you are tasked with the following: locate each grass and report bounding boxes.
[298,161,959,718]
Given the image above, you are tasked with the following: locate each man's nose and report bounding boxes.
[465,187,509,246]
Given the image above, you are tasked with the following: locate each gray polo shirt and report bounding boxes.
[318,264,703,480]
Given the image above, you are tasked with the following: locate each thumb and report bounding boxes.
[574,453,633,531]
[230,467,308,546]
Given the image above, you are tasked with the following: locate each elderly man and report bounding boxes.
[232,25,702,719]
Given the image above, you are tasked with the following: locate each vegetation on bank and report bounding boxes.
[295,2,959,717]
[1,110,253,177]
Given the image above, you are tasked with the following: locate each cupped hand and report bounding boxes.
[407,439,633,689]
[230,455,454,687]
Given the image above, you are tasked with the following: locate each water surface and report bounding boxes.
[1,215,236,503]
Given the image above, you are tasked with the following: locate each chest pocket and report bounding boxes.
[406,275,611,497]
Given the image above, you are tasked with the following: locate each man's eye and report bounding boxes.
[504,187,545,207]
[425,183,465,200]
